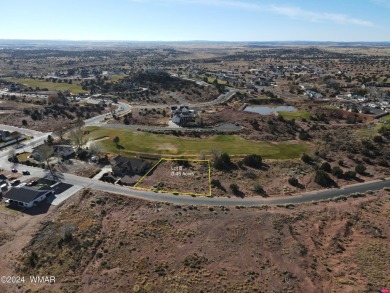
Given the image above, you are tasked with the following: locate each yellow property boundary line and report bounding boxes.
[134,158,212,197]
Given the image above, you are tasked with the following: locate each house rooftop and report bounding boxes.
[4,186,51,204]
[112,156,151,174]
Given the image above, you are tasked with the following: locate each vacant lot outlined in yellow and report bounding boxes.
[134,158,212,197]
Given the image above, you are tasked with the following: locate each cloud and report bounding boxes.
[128,0,374,27]
[372,0,390,8]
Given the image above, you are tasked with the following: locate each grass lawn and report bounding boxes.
[277,110,311,120]
[379,114,390,122]
[17,152,31,161]
[7,78,86,94]
[86,126,307,159]
[110,74,127,82]
[0,204,21,216]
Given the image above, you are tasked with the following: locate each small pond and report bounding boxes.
[244,105,297,115]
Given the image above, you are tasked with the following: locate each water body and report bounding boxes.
[244,105,297,115]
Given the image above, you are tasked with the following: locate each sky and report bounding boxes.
[0,0,389,42]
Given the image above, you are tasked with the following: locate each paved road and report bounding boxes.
[0,124,45,137]
[49,176,390,206]
[2,158,389,206]
[0,124,50,160]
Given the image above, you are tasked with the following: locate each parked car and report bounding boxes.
[22,170,30,175]
[10,179,20,186]
[11,168,17,173]
[26,180,37,186]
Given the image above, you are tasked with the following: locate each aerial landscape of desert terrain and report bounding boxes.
[1,0,390,292]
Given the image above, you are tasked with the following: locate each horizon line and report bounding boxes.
[0,39,389,43]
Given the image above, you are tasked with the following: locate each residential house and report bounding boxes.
[171,105,197,126]
[53,145,75,159]
[4,186,53,208]
[111,156,152,178]
[32,144,75,161]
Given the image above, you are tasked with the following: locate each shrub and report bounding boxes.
[355,164,366,175]
[373,135,383,143]
[243,172,257,179]
[332,166,344,178]
[299,131,310,141]
[301,153,311,164]
[243,154,262,168]
[230,183,239,194]
[28,252,39,268]
[211,179,221,187]
[378,125,390,137]
[253,184,265,195]
[314,170,333,186]
[214,153,232,170]
[320,162,331,172]
[288,177,299,186]
[344,170,356,179]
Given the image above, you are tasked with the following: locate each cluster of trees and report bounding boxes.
[131,72,195,92]
[23,103,103,121]
[300,152,368,187]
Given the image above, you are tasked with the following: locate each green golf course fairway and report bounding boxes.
[87,126,307,159]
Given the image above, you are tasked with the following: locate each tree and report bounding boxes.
[320,162,331,173]
[355,164,366,175]
[253,184,265,195]
[8,148,16,161]
[69,121,87,150]
[344,170,356,179]
[314,170,333,186]
[230,183,239,194]
[373,135,383,143]
[288,177,299,186]
[301,153,311,164]
[46,135,54,145]
[113,136,120,145]
[22,119,28,126]
[34,144,55,177]
[213,153,232,170]
[299,131,310,141]
[378,125,390,137]
[332,166,344,178]
[89,142,103,160]
[53,127,67,141]
[243,154,262,168]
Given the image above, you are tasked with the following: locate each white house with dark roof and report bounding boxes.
[171,105,197,126]
[4,186,54,208]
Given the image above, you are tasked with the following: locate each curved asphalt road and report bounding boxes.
[3,158,389,206]
[90,177,390,206]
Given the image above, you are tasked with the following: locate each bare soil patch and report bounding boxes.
[2,189,388,293]
[136,159,210,195]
